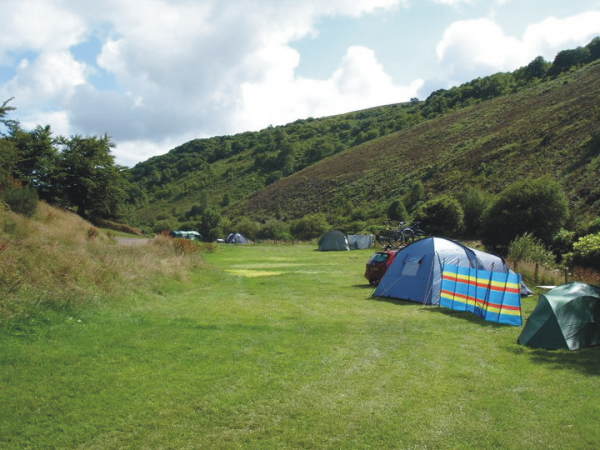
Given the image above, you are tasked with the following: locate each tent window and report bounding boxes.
[401,256,423,276]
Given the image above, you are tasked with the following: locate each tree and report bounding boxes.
[1,184,39,217]
[291,213,330,240]
[523,56,551,81]
[587,36,600,61]
[0,99,18,186]
[567,233,600,270]
[387,199,409,223]
[507,233,555,281]
[234,217,259,241]
[0,98,16,131]
[8,124,57,200]
[405,180,424,212]
[55,134,129,220]
[548,47,591,76]
[199,208,221,242]
[454,187,493,237]
[480,176,568,253]
[412,195,464,237]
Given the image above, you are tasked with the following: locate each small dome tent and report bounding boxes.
[518,282,600,350]
[318,230,350,251]
[225,233,252,244]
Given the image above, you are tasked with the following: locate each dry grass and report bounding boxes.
[512,260,600,287]
[0,202,205,320]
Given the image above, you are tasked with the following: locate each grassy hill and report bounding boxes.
[127,61,600,231]
[229,63,600,222]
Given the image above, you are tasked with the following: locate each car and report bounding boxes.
[364,250,397,285]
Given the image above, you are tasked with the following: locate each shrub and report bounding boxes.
[387,200,409,223]
[259,219,291,240]
[412,195,464,237]
[551,228,576,261]
[172,238,198,255]
[507,233,555,277]
[291,213,330,240]
[86,227,100,239]
[480,176,568,253]
[1,185,39,218]
[454,187,493,237]
[568,233,600,270]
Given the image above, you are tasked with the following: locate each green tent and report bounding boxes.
[318,230,349,251]
[517,282,600,350]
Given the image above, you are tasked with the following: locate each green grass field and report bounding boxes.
[2,244,600,449]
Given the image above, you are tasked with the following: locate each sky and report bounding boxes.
[2,0,600,167]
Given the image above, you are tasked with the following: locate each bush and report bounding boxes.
[259,219,291,240]
[412,195,464,237]
[291,213,330,240]
[1,185,39,218]
[454,187,493,237]
[387,200,409,223]
[568,233,600,270]
[480,176,568,253]
[508,233,555,273]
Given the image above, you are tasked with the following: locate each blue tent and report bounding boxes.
[373,237,526,306]
[226,233,252,244]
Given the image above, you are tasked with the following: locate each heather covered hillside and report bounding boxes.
[232,63,600,223]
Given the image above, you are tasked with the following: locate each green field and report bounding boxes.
[2,244,600,449]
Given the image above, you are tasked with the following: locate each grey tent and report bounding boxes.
[226,233,252,244]
[347,234,375,250]
[518,282,600,350]
[318,230,350,251]
[170,230,202,240]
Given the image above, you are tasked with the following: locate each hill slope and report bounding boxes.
[127,61,600,231]
[228,63,600,222]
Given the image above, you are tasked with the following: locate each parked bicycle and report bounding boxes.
[376,221,427,250]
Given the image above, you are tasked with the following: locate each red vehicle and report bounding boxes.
[364,250,397,285]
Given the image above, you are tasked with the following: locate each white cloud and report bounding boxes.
[430,0,473,5]
[1,52,87,108]
[436,11,600,81]
[522,12,600,58]
[234,46,422,132]
[0,0,87,64]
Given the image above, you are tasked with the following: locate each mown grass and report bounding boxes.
[2,236,600,449]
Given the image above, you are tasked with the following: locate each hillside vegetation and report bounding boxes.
[2,39,599,263]
[124,41,600,238]
[233,63,600,222]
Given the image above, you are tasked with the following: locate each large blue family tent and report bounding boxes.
[373,237,525,326]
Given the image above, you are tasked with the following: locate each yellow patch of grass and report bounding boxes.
[226,269,282,277]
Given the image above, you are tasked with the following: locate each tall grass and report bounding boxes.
[0,202,205,322]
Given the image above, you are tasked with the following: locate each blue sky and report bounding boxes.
[1,0,600,167]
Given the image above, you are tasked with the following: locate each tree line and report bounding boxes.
[1,99,129,221]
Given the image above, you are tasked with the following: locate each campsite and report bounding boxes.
[2,238,600,449]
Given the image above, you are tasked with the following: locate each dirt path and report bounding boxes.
[115,237,149,246]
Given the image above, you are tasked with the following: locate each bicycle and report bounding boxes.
[376,221,427,250]
[375,221,404,250]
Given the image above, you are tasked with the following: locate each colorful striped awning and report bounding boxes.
[440,264,522,326]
